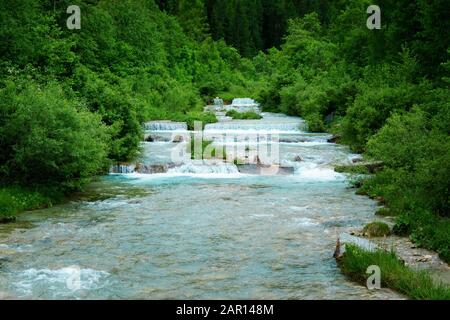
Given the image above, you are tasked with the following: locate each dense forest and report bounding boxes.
[0,0,449,262]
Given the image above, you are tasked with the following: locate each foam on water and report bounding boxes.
[169,162,239,175]
[295,217,320,227]
[0,110,404,300]
[14,267,109,297]
[292,162,345,181]
[114,161,244,180]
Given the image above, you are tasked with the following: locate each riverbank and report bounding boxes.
[335,160,450,265]
[336,244,450,300]
[0,186,62,223]
[329,143,450,299]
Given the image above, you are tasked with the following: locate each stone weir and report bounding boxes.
[110,163,180,174]
[237,164,295,176]
[144,121,188,131]
[205,97,261,114]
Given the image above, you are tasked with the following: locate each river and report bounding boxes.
[0,111,403,299]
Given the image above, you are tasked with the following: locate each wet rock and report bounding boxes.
[145,135,171,142]
[327,134,341,143]
[237,164,295,176]
[136,163,167,174]
[417,255,433,262]
[333,238,342,259]
[135,163,180,174]
[172,135,185,143]
[279,137,306,143]
[350,230,364,237]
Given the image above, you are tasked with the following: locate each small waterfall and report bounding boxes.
[205,98,261,113]
[204,121,305,132]
[231,98,259,106]
[110,164,136,174]
[110,163,181,174]
[291,161,344,181]
[168,161,239,175]
[229,98,260,113]
[144,121,188,131]
[213,97,224,107]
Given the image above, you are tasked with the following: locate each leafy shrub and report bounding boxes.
[0,186,56,221]
[366,107,450,215]
[341,54,427,152]
[392,210,450,263]
[183,112,218,130]
[0,82,110,192]
[226,110,262,120]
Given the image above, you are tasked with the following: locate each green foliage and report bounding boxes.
[339,245,450,299]
[260,14,356,131]
[366,106,450,215]
[0,186,58,221]
[375,208,395,217]
[0,0,254,203]
[0,81,110,192]
[203,0,332,56]
[363,221,390,237]
[341,53,428,152]
[0,0,449,264]
[392,210,450,263]
[182,112,218,130]
[226,110,262,120]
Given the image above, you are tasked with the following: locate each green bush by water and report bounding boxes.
[226,110,262,120]
[338,245,450,300]
[0,186,59,222]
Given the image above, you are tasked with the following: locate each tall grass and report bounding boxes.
[338,245,450,300]
[0,186,58,221]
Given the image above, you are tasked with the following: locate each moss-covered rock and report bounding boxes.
[363,221,390,237]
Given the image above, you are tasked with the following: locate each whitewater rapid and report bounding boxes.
[0,110,402,299]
